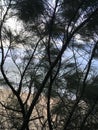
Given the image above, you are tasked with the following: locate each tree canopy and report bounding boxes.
[0,0,98,130]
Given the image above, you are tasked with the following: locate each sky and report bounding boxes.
[1,0,98,85]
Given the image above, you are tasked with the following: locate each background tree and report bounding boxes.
[0,0,98,130]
